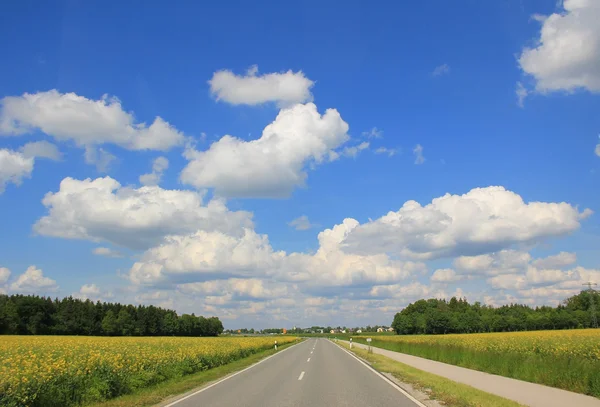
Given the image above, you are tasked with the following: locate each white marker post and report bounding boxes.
[367,337,372,354]
[274,340,277,350]
[350,337,353,349]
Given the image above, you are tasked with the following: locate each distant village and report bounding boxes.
[223,325,395,335]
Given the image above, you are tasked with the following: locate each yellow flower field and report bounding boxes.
[352,329,600,397]
[359,328,600,359]
[0,335,297,407]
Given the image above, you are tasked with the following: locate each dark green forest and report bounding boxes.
[0,294,224,336]
[392,290,600,335]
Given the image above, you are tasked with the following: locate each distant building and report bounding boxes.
[387,327,394,332]
[330,329,336,334]
[377,327,384,333]
[341,330,346,333]
[356,329,362,333]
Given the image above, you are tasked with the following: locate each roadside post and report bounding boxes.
[350,337,353,349]
[367,337,372,354]
[274,340,277,350]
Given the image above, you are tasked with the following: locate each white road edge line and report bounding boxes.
[298,371,305,380]
[163,340,305,407]
[329,340,427,407]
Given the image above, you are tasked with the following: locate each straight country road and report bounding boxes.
[165,338,423,407]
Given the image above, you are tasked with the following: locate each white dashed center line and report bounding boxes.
[298,371,305,381]
[307,357,311,362]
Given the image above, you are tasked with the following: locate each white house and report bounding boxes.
[356,329,362,333]
[387,327,394,332]
[377,327,384,333]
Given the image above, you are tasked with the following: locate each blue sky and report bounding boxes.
[0,0,599,328]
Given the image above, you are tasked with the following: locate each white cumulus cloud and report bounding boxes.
[73,283,112,302]
[34,176,253,249]
[180,103,350,198]
[80,283,100,296]
[341,141,369,158]
[432,64,450,77]
[451,249,583,297]
[340,186,591,260]
[487,274,528,290]
[128,217,426,291]
[369,282,433,300]
[208,65,314,107]
[0,90,185,150]
[128,228,284,285]
[518,0,600,94]
[288,215,315,231]
[84,146,115,173]
[531,251,577,269]
[516,82,529,107]
[0,149,34,194]
[362,127,383,139]
[413,144,425,164]
[0,267,11,284]
[454,250,533,276]
[139,156,169,186]
[19,140,62,160]
[9,266,58,294]
[177,278,289,301]
[431,268,462,283]
[374,147,398,157]
[488,266,579,291]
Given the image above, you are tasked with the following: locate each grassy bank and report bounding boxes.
[339,342,523,407]
[350,330,600,397]
[87,341,298,407]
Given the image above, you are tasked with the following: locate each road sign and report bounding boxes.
[366,338,372,342]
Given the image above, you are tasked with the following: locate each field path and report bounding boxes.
[341,340,600,407]
[162,338,423,407]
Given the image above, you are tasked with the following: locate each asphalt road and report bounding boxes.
[165,338,423,407]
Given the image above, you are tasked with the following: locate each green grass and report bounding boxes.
[339,342,524,407]
[86,341,298,407]
[350,337,600,397]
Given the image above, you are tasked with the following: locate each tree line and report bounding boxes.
[392,290,600,335]
[0,294,224,336]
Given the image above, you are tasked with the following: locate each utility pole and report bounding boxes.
[583,282,598,329]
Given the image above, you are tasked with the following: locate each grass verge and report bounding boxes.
[350,338,600,397]
[86,341,298,407]
[339,342,524,407]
